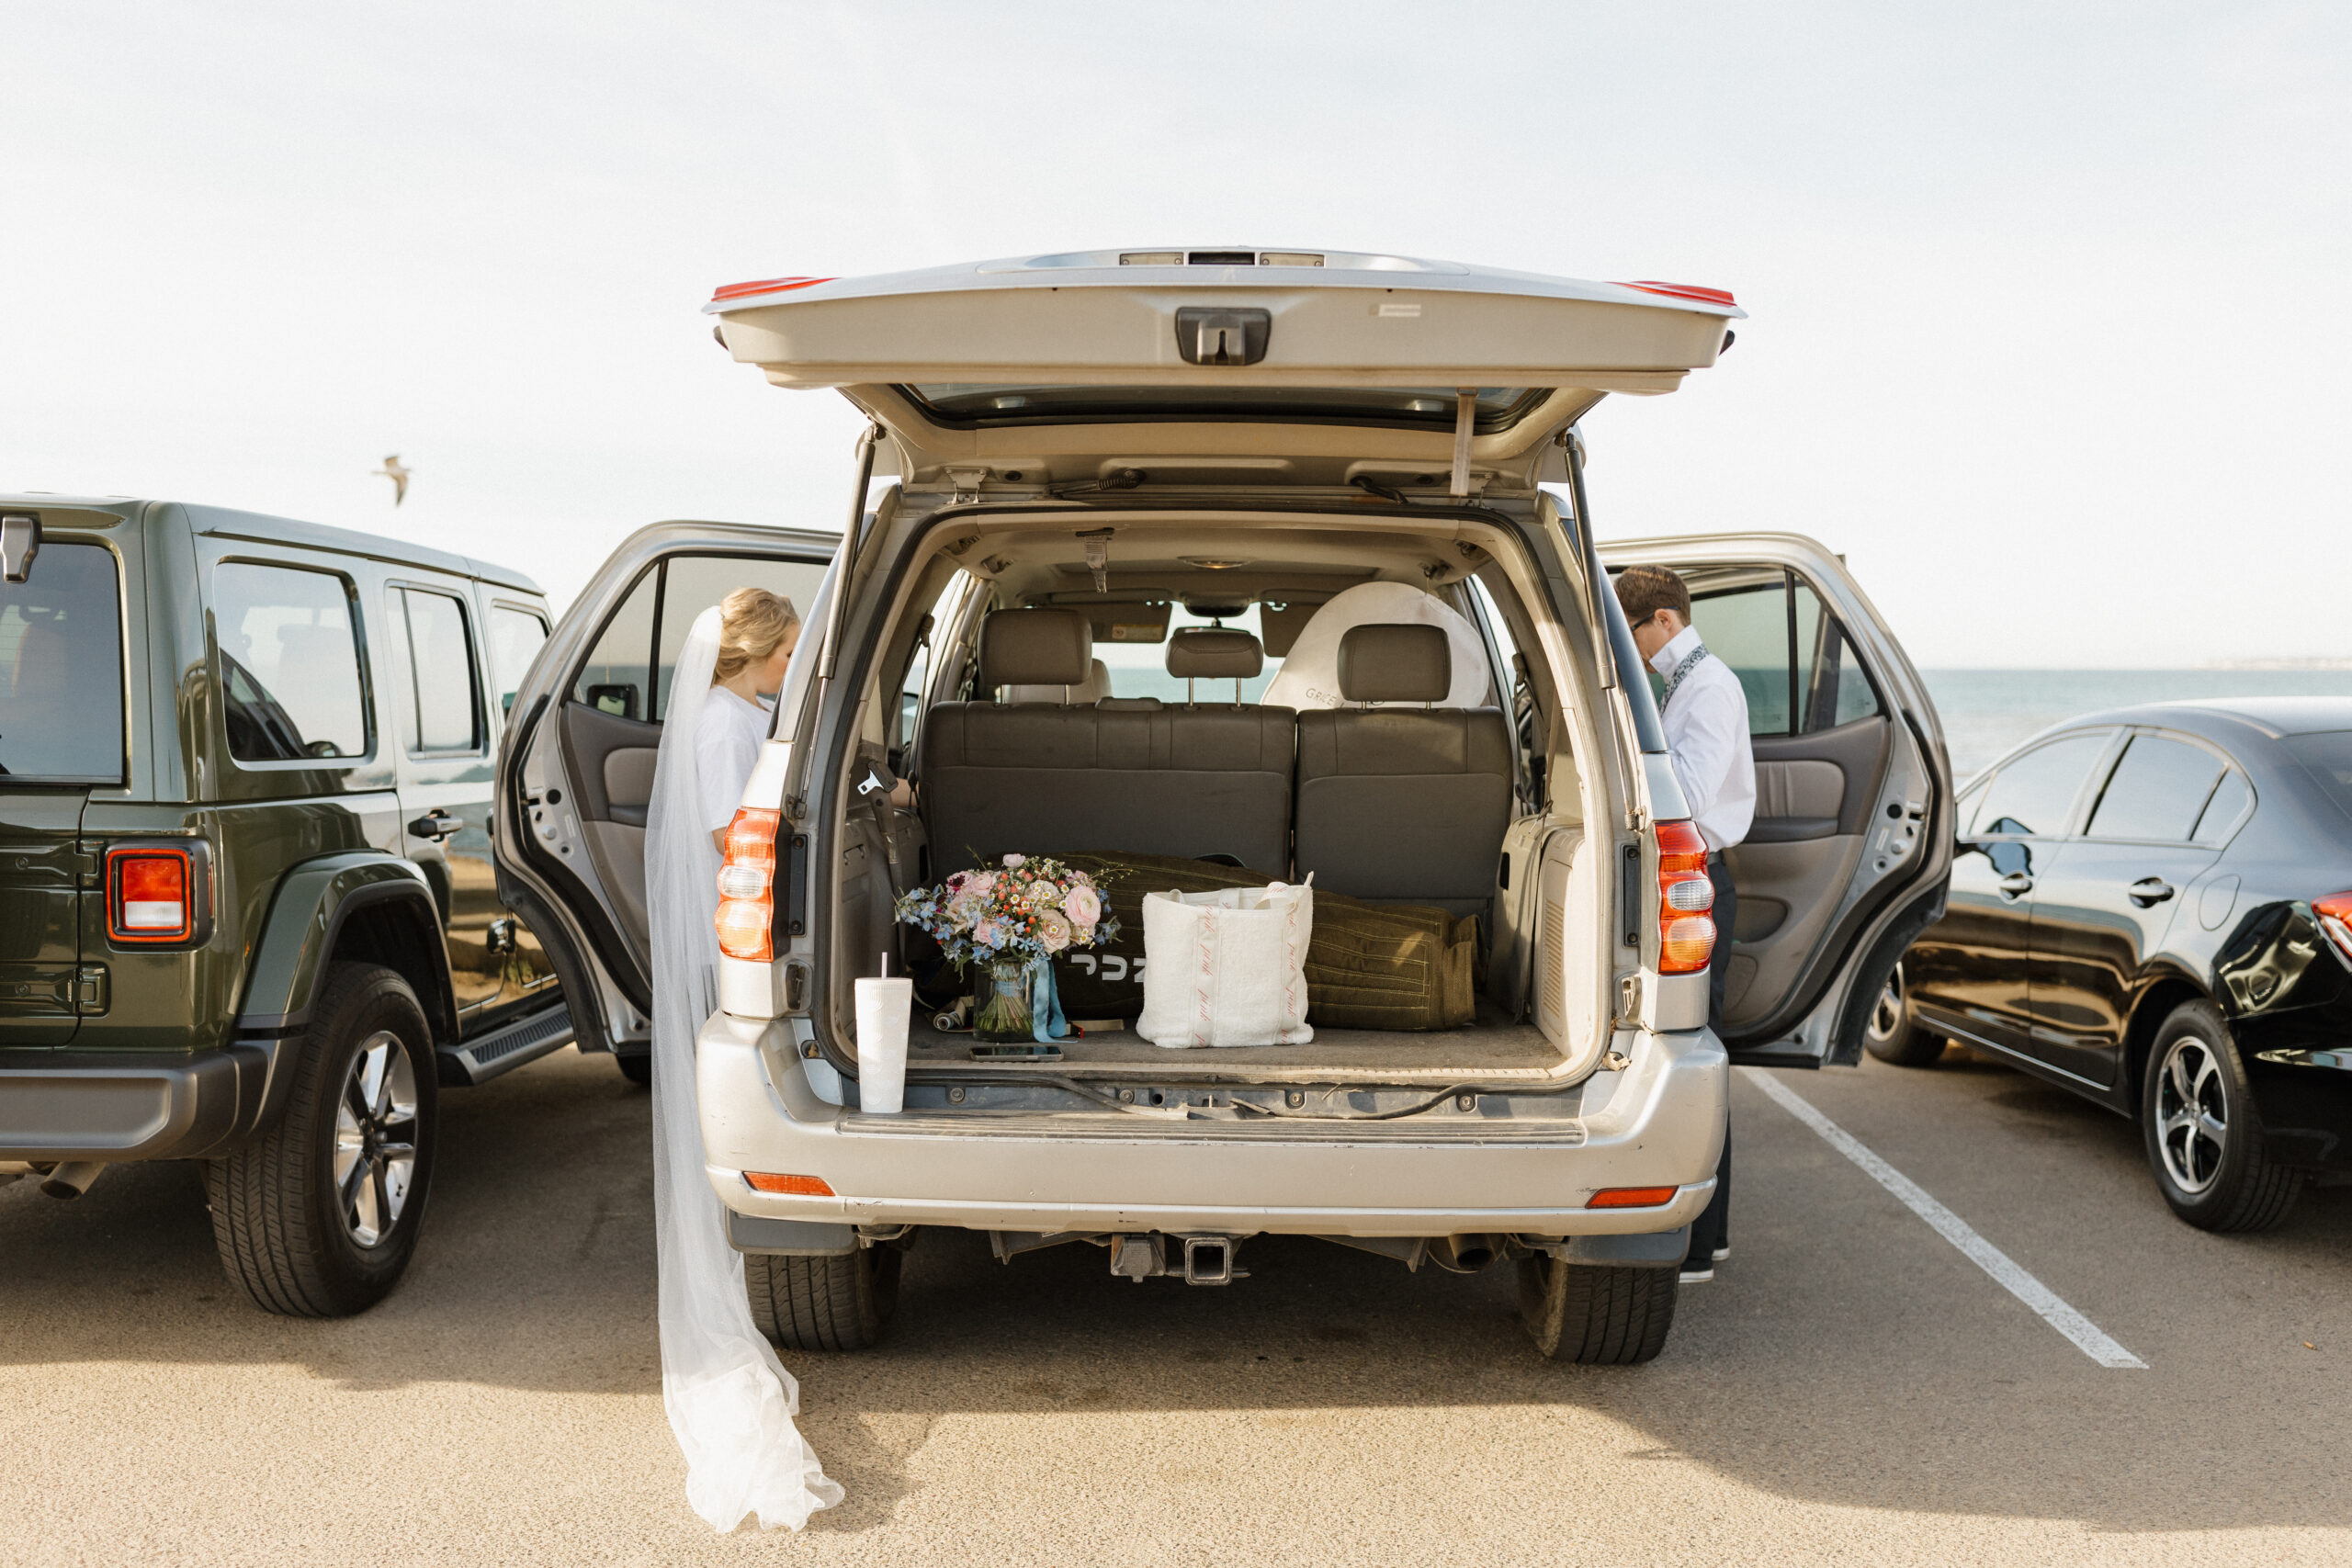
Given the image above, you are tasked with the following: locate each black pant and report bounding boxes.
[1688,853,1736,1267]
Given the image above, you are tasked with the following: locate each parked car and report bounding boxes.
[492,247,1957,1364]
[1868,699,2352,1230]
[0,498,571,1314]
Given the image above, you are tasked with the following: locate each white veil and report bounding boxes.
[1258,581,1495,711]
[645,605,842,1531]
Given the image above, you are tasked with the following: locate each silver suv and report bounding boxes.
[493,248,1953,1363]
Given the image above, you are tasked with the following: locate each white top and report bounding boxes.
[1650,624,1755,853]
[695,686,773,834]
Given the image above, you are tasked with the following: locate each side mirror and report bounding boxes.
[1,513,39,583]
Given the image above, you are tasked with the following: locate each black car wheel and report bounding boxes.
[1860,963,1944,1067]
[2140,998,2301,1233]
[1516,1255,1678,1363]
[745,1246,902,1351]
[207,962,439,1315]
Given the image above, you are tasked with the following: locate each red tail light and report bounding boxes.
[1655,819,1716,975]
[2314,893,2352,964]
[107,844,200,944]
[1616,280,1737,307]
[709,276,834,303]
[714,807,782,962]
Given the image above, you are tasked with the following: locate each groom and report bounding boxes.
[1615,565,1754,1285]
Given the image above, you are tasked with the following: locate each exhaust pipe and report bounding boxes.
[1434,1234,1501,1272]
[39,1162,106,1200]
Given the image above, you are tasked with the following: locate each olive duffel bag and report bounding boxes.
[1046,852,1479,1032]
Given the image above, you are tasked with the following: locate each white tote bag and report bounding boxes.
[1136,879,1315,1048]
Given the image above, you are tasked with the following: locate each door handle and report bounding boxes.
[2128,876,2176,907]
[407,810,462,841]
[1997,872,2034,898]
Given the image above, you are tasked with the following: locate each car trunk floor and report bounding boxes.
[901,996,1561,1081]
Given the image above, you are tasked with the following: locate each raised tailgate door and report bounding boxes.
[1597,532,1954,1067]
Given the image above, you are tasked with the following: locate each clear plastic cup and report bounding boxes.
[854,976,913,1113]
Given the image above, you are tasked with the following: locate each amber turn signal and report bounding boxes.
[1586,1185,1679,1209]
[743,1172,835,1196]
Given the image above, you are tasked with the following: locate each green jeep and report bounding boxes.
[0,497,571,1314]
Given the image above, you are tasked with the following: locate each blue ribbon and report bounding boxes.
[1029,956,1070,1042]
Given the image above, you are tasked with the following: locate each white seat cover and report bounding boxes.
[1259,582,1492,711]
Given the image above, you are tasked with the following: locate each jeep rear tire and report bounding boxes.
[206,963,439,1316]
[745,1246,901,1351]
[1517,1255,1678,1363]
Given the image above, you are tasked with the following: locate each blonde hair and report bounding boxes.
[711,587,801,683]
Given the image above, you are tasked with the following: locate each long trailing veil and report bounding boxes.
[645,605,842,1531]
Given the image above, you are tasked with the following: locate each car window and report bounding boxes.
[489,605,549,718]
[1095,602,1284,702]
[213,562,368,762]
[0,541,124,783]
[575,566,658,719]
[392,587,482,753]
[1687,576,1793,734]
[2192,768,2254,844]
[2086,734,2227,841]
[653,556,826,720]
[1795,582,1883,730]
[1969,732,2109,837]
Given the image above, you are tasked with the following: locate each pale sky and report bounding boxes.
[5,2,2346,666]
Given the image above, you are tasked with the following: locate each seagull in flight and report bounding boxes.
[373,455,412,506]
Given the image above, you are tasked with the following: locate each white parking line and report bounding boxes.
[1739,1066,2148,1370]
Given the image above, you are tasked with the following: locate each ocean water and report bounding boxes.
[1922,670,2352,781]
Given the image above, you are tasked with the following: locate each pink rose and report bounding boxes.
[1003,853,1026,868]
[973,919,1001,948]
[1037,912,1072,952]
[1064,886,1102,927]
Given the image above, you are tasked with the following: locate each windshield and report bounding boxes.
[903,384,1549,433]
[0,541,124,784]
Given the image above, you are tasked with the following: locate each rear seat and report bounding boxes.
[921,610,1295,874]
[1294,624,1511,913]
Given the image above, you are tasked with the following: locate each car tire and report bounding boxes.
[1516,1255,1678,1364]
[1860,963,1944,1067]
[206,962,439,1316]
[745,1246,901,1351]
[2140,998,2301,1233]
[615,1051,652,1088]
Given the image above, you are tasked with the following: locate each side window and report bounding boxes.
[898,572,973,751]
[2192,768,2253,845]
[2086,735,2227,842]
[1686,576,1793,734]
[1793,582,1883,730]
[489,605,550,718]
[572,555,827,724]
[213,562,368,762]
[1971,732,2110,838]
[392,587,482,754]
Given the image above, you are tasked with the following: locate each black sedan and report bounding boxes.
[1869,697,2352,1231]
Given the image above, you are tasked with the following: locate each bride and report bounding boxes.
[644,588,841,1531]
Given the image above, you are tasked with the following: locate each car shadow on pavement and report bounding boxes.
[5,1045,2347,1540]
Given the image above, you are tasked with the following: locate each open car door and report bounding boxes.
[492,521,835,1067]
[1597,534,1954,1067]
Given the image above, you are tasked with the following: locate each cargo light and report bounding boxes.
[714,807,781,962]
[1588,1186,1679,1209]
[744,1172,835,1196]
[1654,819,1716,975]
[2314,893,2352,965]
[1615,280,1737,307]
[709,276,833,303]
[106,844,200,943]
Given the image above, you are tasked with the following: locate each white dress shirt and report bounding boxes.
[1650,624,1755,852]
[695,686,774,834]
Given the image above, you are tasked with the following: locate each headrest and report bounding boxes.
[1165,626,1263,680]
[1005,658,1111,705]
[1338,624,1450,703]
[981,609,1092,690]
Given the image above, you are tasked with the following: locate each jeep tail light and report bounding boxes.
[1655,819,1716,975]
[714,807,781,962]
[107,843,199,943]
[2314,893,2352,964]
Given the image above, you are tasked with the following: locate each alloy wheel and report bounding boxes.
[1864,963,1907,1047]
[333,1032,420,1247]
[2154,1033,2229,1195]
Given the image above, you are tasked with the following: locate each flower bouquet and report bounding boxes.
[892,854,1121,1043]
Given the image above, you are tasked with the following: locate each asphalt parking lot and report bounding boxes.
[4,1043,2346,1568]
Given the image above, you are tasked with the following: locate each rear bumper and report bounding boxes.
[695,1012,1727,1238]
[0,1043,281,1162]
[2247,1044,2352,1172]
